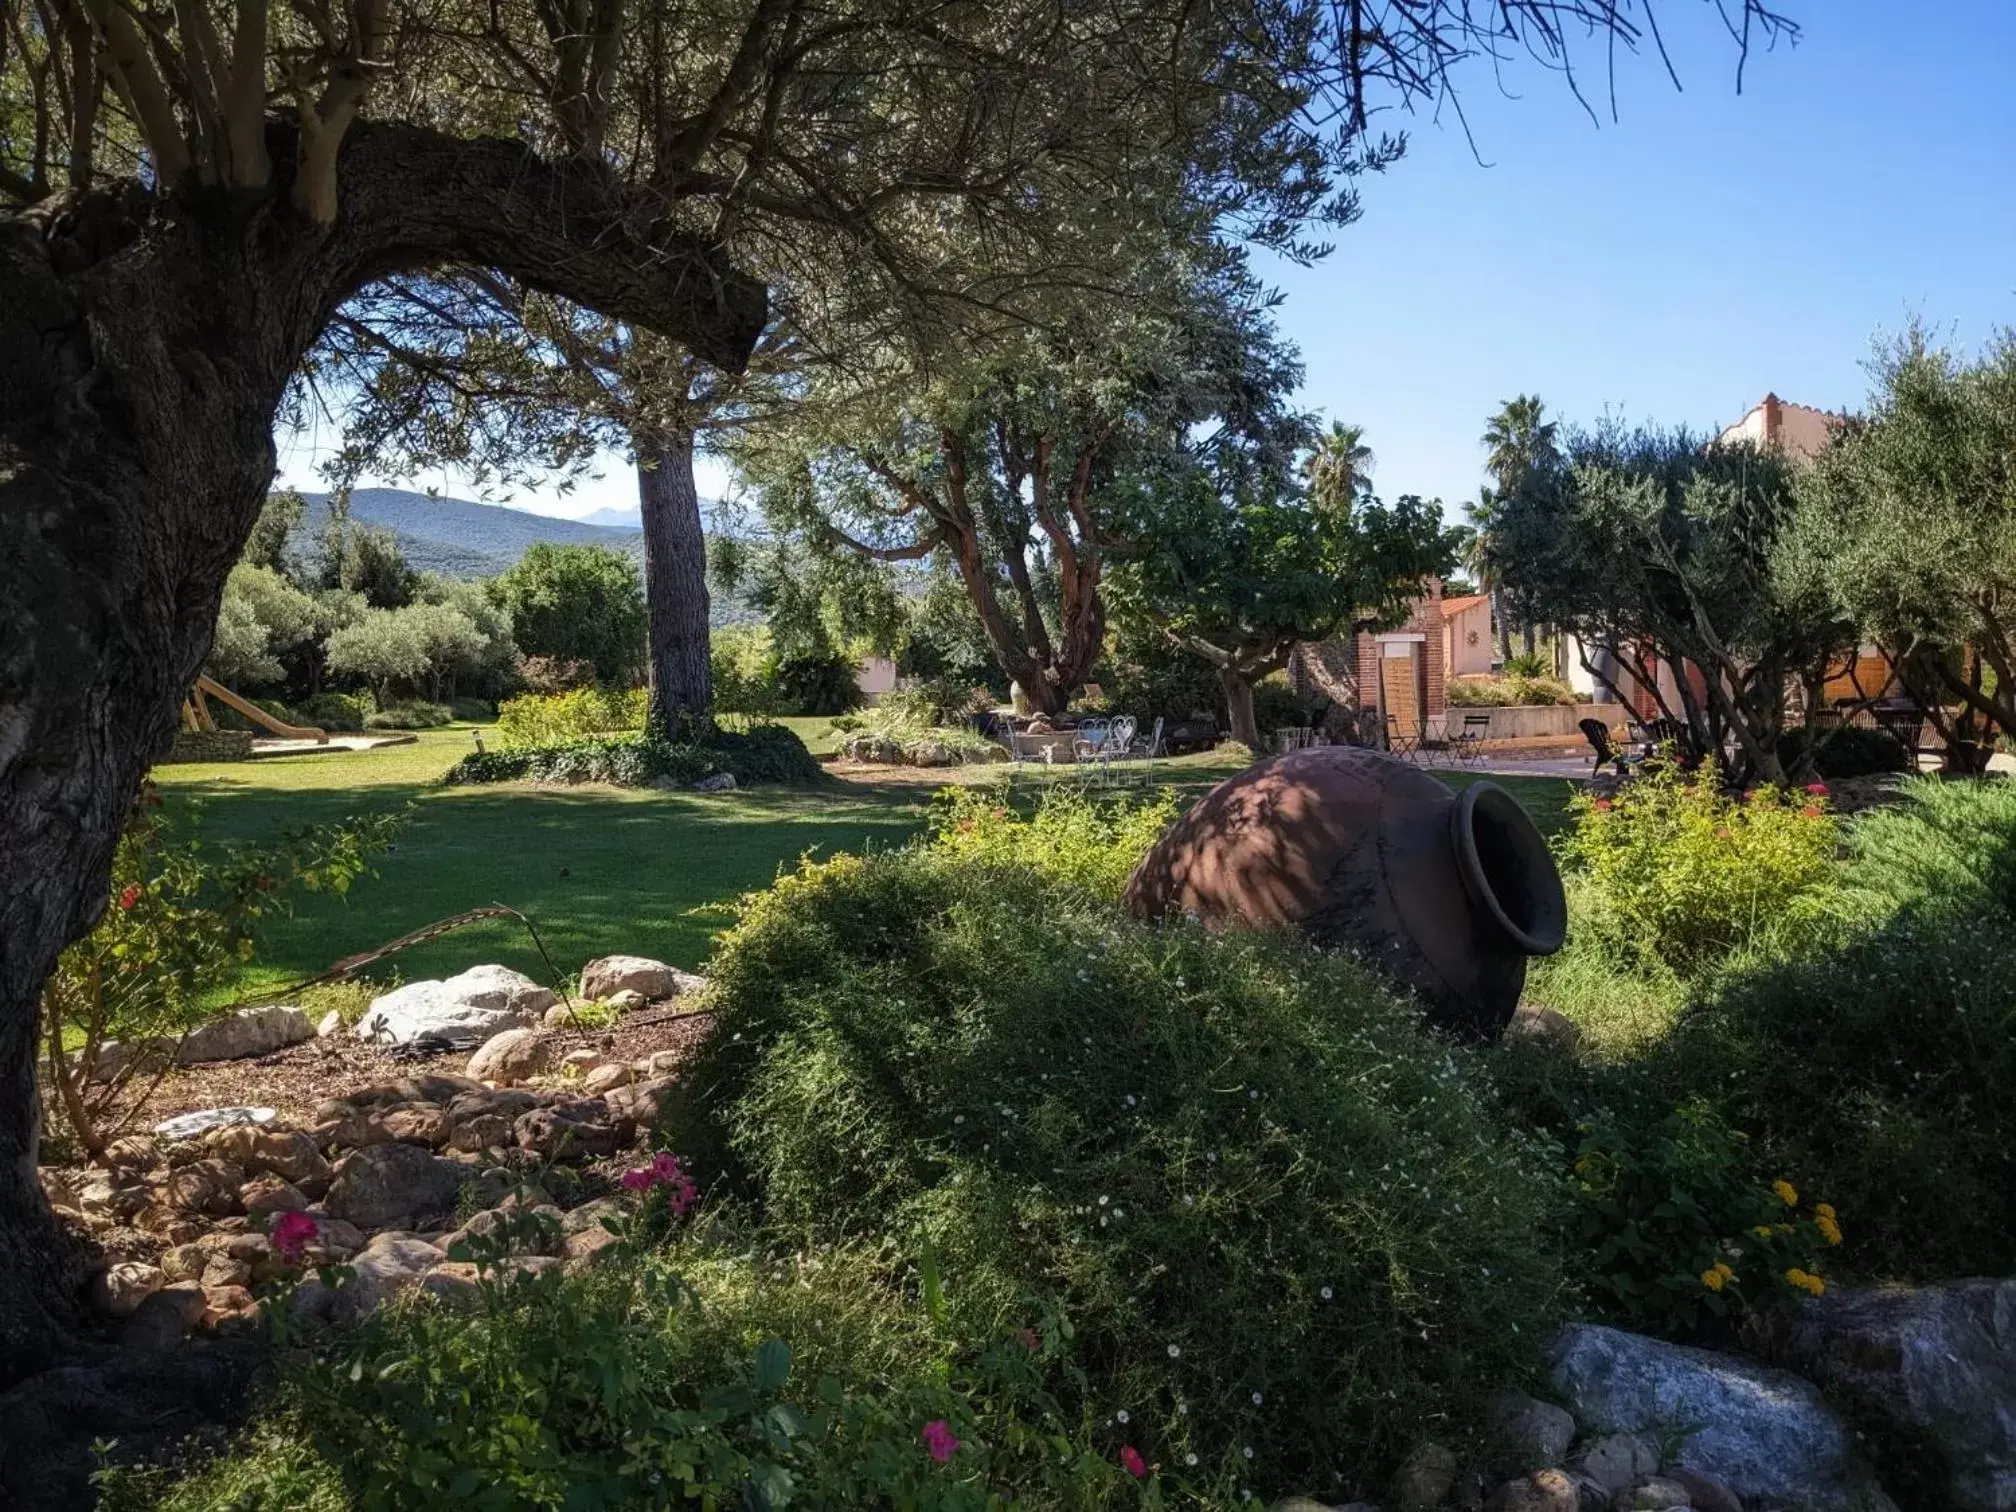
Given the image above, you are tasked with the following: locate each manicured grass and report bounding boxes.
[153,728,1577,996]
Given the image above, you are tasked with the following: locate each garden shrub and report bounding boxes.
[1553,763,1840,973]
[1646,778,2016,1280]
[1447,675,1576,708]
[363,699,452,729]
[1775,723,1909,779]
[838,690,998,766]
[449,695,497,723]
[444,722,823,789]
[495,685,648,748]
[931,784,1179,899]
[669,846,1568,1501]
[297,690,373,732]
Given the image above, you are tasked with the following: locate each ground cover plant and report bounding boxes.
[446,721,824,790]
[668,822,1570,1501]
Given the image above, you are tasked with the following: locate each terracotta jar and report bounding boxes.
[1123,746,1566,1038]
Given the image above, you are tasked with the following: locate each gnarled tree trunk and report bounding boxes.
[1219,667,1260,749]
[636,428,713,736]
[0,121,762,1384]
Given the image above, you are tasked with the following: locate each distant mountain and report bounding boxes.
[290,488,757,625]
[579,505,643,529]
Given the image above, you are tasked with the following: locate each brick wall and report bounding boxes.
[1351,588,1447,720]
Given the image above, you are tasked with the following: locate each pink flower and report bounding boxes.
[1119,1446,1147,1478]
[117,885,142,911]
[619,1167,654,1192]
[922,1419,960,1464]
[271,1210,318,1263]
[619,1151,700,1214]
[1592,798,1613,813]
[1806,782,1829,796]
[1018,1327,1041,1352]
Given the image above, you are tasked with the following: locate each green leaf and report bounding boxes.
[753,1338,792,1393]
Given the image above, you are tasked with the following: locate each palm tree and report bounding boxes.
[1308,420,1374,511]
[1481,396,1560,658]
[1463,485,1513,665]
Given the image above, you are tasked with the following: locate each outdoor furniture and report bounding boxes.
[1637,717,1704,771]
[1454,712,1494,766]
[1276,725,1317,755]
[1071,718,1113,764]
[1580,717,1638,776]
[1384,714,1420,761]
[1873,706,1931,768]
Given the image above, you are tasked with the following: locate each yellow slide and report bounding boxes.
[185,675,328,743]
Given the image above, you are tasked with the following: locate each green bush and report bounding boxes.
[776,648,863,716]
[669,845,1568,1500]
[839,691,999,766]
[298,691,373,732]
[363,700,452,730]
[495,686,648,748]
[932,784,1179,899]
[444,723,823,789]
[450,696,498,723]
[1447,676,1576,708]
[1554,763,1840,974]
[1776,723,1909,779]
[1646,778,2016,1280]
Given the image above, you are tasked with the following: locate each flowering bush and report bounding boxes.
[1566,1105,1840,1338]
[670,842,1567,1501]
[1555,761,1841,973]
[40,792,399,1158]
[930,783,1180,899]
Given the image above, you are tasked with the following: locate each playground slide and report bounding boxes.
[194,676,329,743]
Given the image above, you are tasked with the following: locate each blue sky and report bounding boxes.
[280,0,2016,523]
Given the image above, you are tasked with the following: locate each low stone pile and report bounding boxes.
[44,955,710,1353]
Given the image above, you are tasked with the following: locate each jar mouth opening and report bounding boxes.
[1449,782,1567,956]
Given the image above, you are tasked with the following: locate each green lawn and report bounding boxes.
[153,727,1578,995]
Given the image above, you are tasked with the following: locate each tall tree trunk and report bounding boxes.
[1493,586,1512,664]
[636,428,712,736]
[0,120,763,1387]
[1521,620,1536,659]
[1220,667,1260,749]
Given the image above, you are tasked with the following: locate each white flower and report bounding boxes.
[1116,1410,1130,1424]
[1250,1391,1263,1406]
[1177,1401,1188,1414]
[1167,1344,1181,1358]
[1098,1194,1110,1206]
[1319,1286,1333,1301]
[1185,1453,1198,1467]
[1242,1447,1255,1460]
[954,1115,965,1124]
[1124,1094,1137,1107]
[1113,1208,1125,1219]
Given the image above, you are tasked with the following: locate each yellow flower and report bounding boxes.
[1816,1213,1843,1246]
[1751,1226,1774,1241]
[1772,1180,1799,1206]
[1815,1202,1838,1221]
[1784,1268,1827,1297]
[1700,1267,1726,1292]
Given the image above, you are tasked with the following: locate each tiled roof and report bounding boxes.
[1441,594,1489,616]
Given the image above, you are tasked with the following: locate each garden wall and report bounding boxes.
[163,730,255,763]
[1459,703,1621,743]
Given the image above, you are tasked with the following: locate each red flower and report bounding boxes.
[117,885,142,911]
[1805,782,1828,796]
[922,1419,960,1464]
[271,1210,318,1263]
[1801,805,1823,819]
[1119,1446,1147,1478]
[1591,798,1613,813]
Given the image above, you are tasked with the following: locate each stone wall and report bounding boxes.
[163,730,255,764]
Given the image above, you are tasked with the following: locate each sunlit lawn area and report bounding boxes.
[153,725,1577,996]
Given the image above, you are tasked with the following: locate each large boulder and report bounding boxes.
[325,1143,466,1229]
[176,1006,314,1062]
[1551,1323,1896,1511]
[1761,1278,2016,1512]
[466,1028,551,1087]
[354,965,554,1047]
[578,955,705,1003]
[336,1233,446,1322]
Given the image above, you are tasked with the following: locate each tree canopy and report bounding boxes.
[493,543,647,687]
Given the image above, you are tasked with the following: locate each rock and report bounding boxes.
[312,1098,358,1123]
[581,1062,634,1096]
[317,1008,345,1037]
[466,1028,552,1086]
[560,1197,626,1271]
[161,1243,208,1284]
[691,771,737,792]
[643,1049,684,1076]
[1505,1003,1582,1052]
[152,1106,275,1141]
[118,1282,207,1351]
[446,1086,540,1122]
[1551,1323,1894,1512]
[103,1135,160,1172]
[214,1127,331,1187]
[1392,1442,1461,1512]
[133,1204,205,1245]
[90,1261,165,1318]
[241,1175,307,1218]
[514,1105,620,1161]
[317,1112,390,1152]
[603,1075,680,1127]
[542,1003,578,1028]
[578,954,706,1003]
[202,1252,252,1289]
[353,965,554,1047]
[336,1233,446,1322]
[1666,1469,1742,1512]
[325,1143,466,1229]
[1762,1277,2016,1512]
[173,1005,314,1063]
[160,1160,243,1217]
[375,1103,452,1148]
[1572,1435,1658,1499]
[1492,1391,1578,1470]
[447,1113,514,1153]
[419,1263,483,1307]
[441,1204,563,1260]
[560,1049,606,1073]
[1486,1470,1579,1512]
[305,1215,366,1260]
[77,1175,151,1223]
[1630,1479,1693,1511]
[606,987,648,1012]
[200,1283,257,1326]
